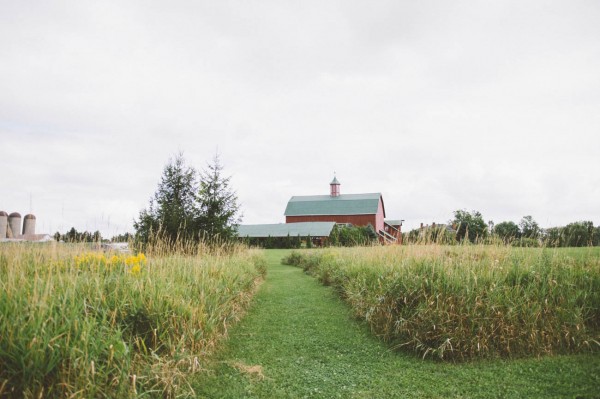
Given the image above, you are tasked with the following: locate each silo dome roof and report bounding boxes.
[24,214,36,220]
[0,211,7,216]
[9,212,21,218]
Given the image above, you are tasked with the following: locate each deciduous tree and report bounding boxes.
[451,210,487,243]
[519,216,540,239]
[494,221,520,243]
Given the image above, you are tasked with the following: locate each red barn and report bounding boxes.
[284,177,399,242]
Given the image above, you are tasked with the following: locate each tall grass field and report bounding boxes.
[0,242,266,398]
[284,245,600,361]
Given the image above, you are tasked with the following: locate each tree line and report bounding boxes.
[405,210,600,247]
[53,227,103,243]
[52,229,132,243]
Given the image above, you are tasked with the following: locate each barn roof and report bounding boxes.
[284,193,383,216]
[236,222,336,238]
[385,219,403,226]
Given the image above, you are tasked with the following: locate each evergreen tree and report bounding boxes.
[196,154,241,241]
[265,235,274,249]
[134,153,198,243]
[306,235,313,248]
[66,227,77,242]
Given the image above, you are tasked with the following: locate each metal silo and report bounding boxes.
[8,212,21,239]
[23,214,36,236]
[0,211,7,238]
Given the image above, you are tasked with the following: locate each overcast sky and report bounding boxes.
[1,0,599,237]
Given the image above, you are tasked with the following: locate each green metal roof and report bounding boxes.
[330,176,340,185]
[236,222,336,238]
[284,193,382,216]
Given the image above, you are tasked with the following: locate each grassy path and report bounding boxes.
[193,249,599,398]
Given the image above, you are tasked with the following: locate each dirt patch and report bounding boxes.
[231,362,265,380]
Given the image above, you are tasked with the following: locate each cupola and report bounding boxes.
[330,175,340,197]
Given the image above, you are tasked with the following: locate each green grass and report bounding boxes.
[193,249,600,398]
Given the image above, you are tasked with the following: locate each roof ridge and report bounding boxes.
[289,192,381,198]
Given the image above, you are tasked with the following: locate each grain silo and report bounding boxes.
[0,211,7,238]
[23,214,36,236]
[8,212,21,239]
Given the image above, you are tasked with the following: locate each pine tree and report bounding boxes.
[306,235,313,248]
[134,153,198,243]
[135,152,242,245]
[196,153,241,241]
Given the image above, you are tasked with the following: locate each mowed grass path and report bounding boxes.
[193,249,599,398]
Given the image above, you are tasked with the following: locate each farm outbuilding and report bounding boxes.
[237,222,336,238]
[237,222,336,247]
[384,219,403,243]
[0,211,51,242]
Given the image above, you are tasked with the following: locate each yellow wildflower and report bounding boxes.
[131,264,141,275]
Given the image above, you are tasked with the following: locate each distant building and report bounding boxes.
[236,175,402,244]
[384,220,403,244]
[0,211,51,242]
[419,222,456,233]
[283,177,401,243]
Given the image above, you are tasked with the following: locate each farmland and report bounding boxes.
[0,242,266,398]
[1,244,599,398]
